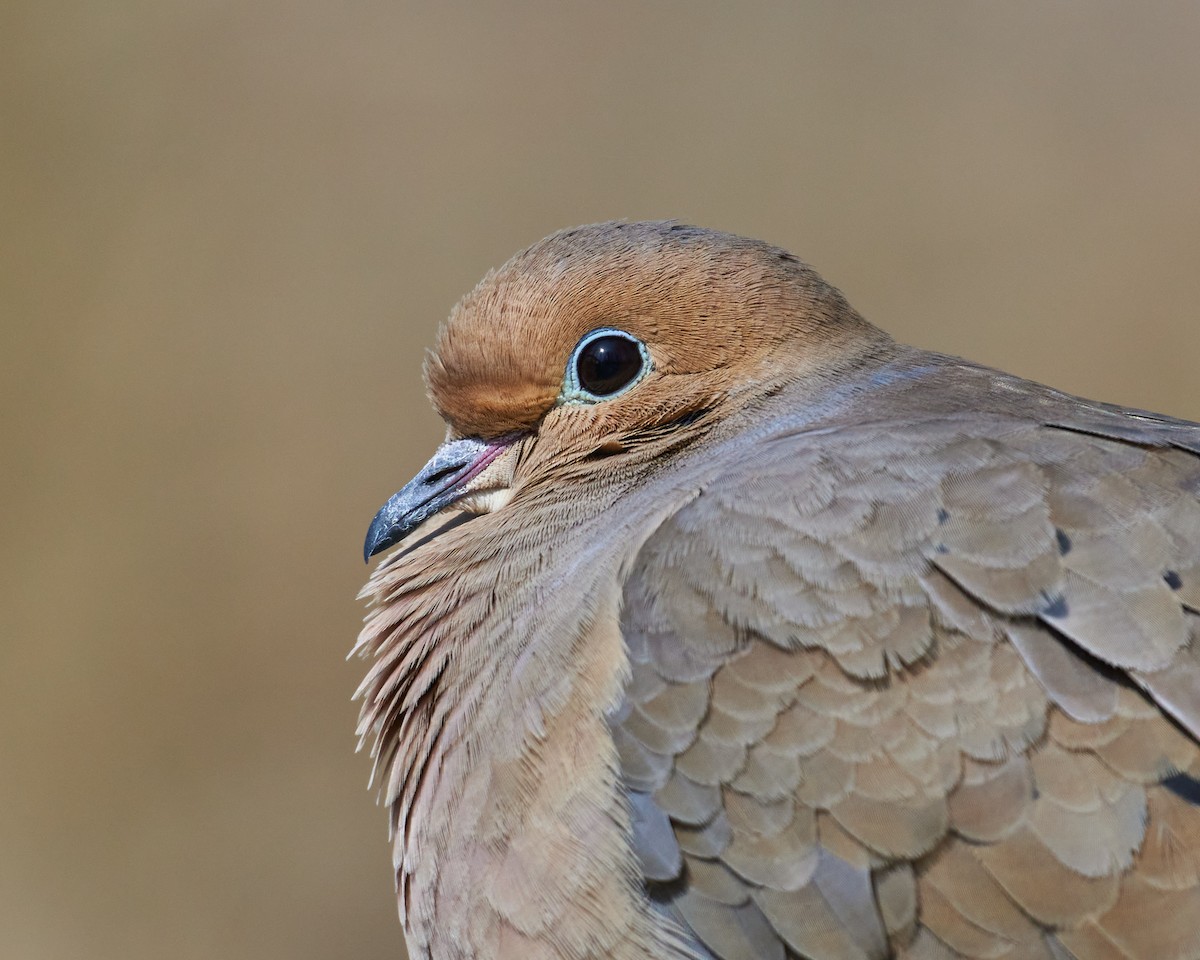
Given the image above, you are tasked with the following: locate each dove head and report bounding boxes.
[427,221,885,438]
[364,221,891,559]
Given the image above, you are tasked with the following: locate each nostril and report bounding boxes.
[423,462,467,486]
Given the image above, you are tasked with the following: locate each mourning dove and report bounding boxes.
[355,222,1200,960]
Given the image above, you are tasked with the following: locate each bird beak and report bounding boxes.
[363,436,514,561]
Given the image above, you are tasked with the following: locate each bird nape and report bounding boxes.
[354,221,1200,960]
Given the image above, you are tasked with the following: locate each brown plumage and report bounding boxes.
[355,222,1200,960]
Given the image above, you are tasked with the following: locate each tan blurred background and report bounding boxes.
[2,3,1199,958]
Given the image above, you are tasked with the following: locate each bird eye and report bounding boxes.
[561,328,651,403]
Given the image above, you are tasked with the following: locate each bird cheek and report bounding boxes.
[455,486,517,516]
[458,443,520,501]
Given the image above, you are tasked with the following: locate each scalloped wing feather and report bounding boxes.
[617,362,1200,960]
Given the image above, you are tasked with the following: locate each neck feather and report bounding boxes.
[356,491,699,960]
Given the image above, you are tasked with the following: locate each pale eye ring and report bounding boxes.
[560,328,652,403]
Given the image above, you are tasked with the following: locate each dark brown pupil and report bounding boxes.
[575,335,644,396]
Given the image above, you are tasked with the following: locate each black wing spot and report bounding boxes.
[937,508,950,524]
[1055,528,1073,555]
[1163,772,1200,805]
[1041,594,1070,619]
[1164,570,1183,591]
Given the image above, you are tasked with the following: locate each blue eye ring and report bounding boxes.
[560,328,653,404]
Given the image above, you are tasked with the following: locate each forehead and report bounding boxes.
[424,222,790,436]
[446,222,751,339]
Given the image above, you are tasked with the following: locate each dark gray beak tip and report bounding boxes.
[363,510,402,563]
[362,436,504,565]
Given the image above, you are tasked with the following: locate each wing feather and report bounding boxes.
[616,361,1200,959]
